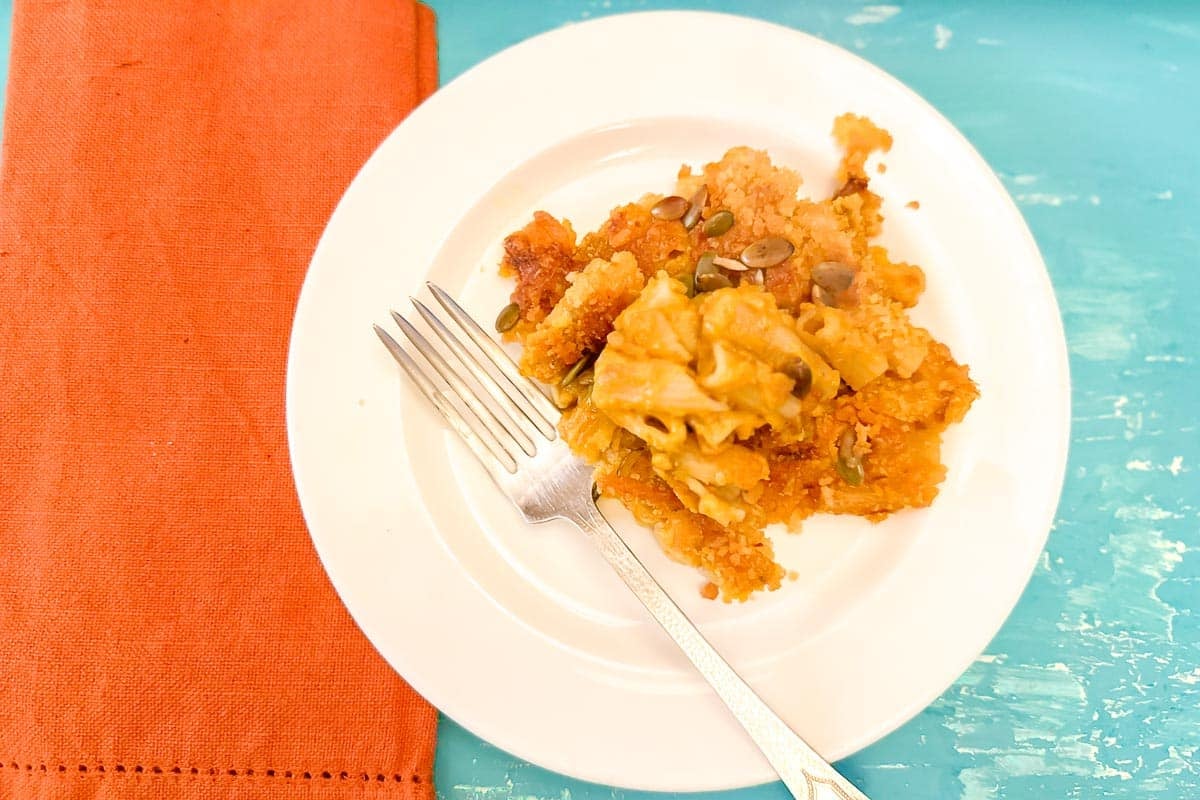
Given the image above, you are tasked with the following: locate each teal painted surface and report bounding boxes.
[0,0,10,121]
[2,2,1195,798]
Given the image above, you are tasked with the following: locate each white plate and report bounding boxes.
[286,11,1069,792]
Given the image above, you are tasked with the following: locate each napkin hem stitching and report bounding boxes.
[2,760,426,784]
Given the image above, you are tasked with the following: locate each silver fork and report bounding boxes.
[374,283,870,800]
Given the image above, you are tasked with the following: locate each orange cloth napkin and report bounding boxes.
[0,2,439,797]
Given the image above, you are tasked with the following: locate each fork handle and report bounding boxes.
[569,500,870,800]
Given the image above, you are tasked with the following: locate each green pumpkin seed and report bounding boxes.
[811,261,856,294]
[740,236,795,269]
[836,455,865,486]
[694,251,732,292]
[560,352,596,387]
[651,195,689,221]
[681,185,708,230]
[836,428,865,486]
[702,210,735,237]
[675,272,696,298]
[495,302,520,332]
[697,272,733,292]
[782,358,813,398]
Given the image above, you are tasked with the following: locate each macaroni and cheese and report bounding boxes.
[497,114,978,601]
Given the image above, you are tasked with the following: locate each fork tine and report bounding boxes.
[373,325,517,476]
[391,310,535,458]
[411,298,552,444]
[426,283,560,436]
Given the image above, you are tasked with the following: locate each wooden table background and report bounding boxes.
[3,2,1196,798]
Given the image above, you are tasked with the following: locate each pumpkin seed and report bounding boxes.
[675,272,696,297]
[697,272,733,291]
[712,255,748,272]
[811,284,836,307]
[702,209,735,237]
[836,428,865,486]
[681,185,708,230]
[811,261,856,294]
[651,195,689,220]
[695,251,732,292]
[740,236,795,268]
[560,352,596,387]
[836,455,865,486]
[836,453,865,486]
[782,358,813,398]
[494,302,520,332]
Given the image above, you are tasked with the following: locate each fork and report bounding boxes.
[374,283,870,800]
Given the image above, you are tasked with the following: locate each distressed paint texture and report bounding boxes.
[418,2,1200,798]
[5,1,1194,798]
